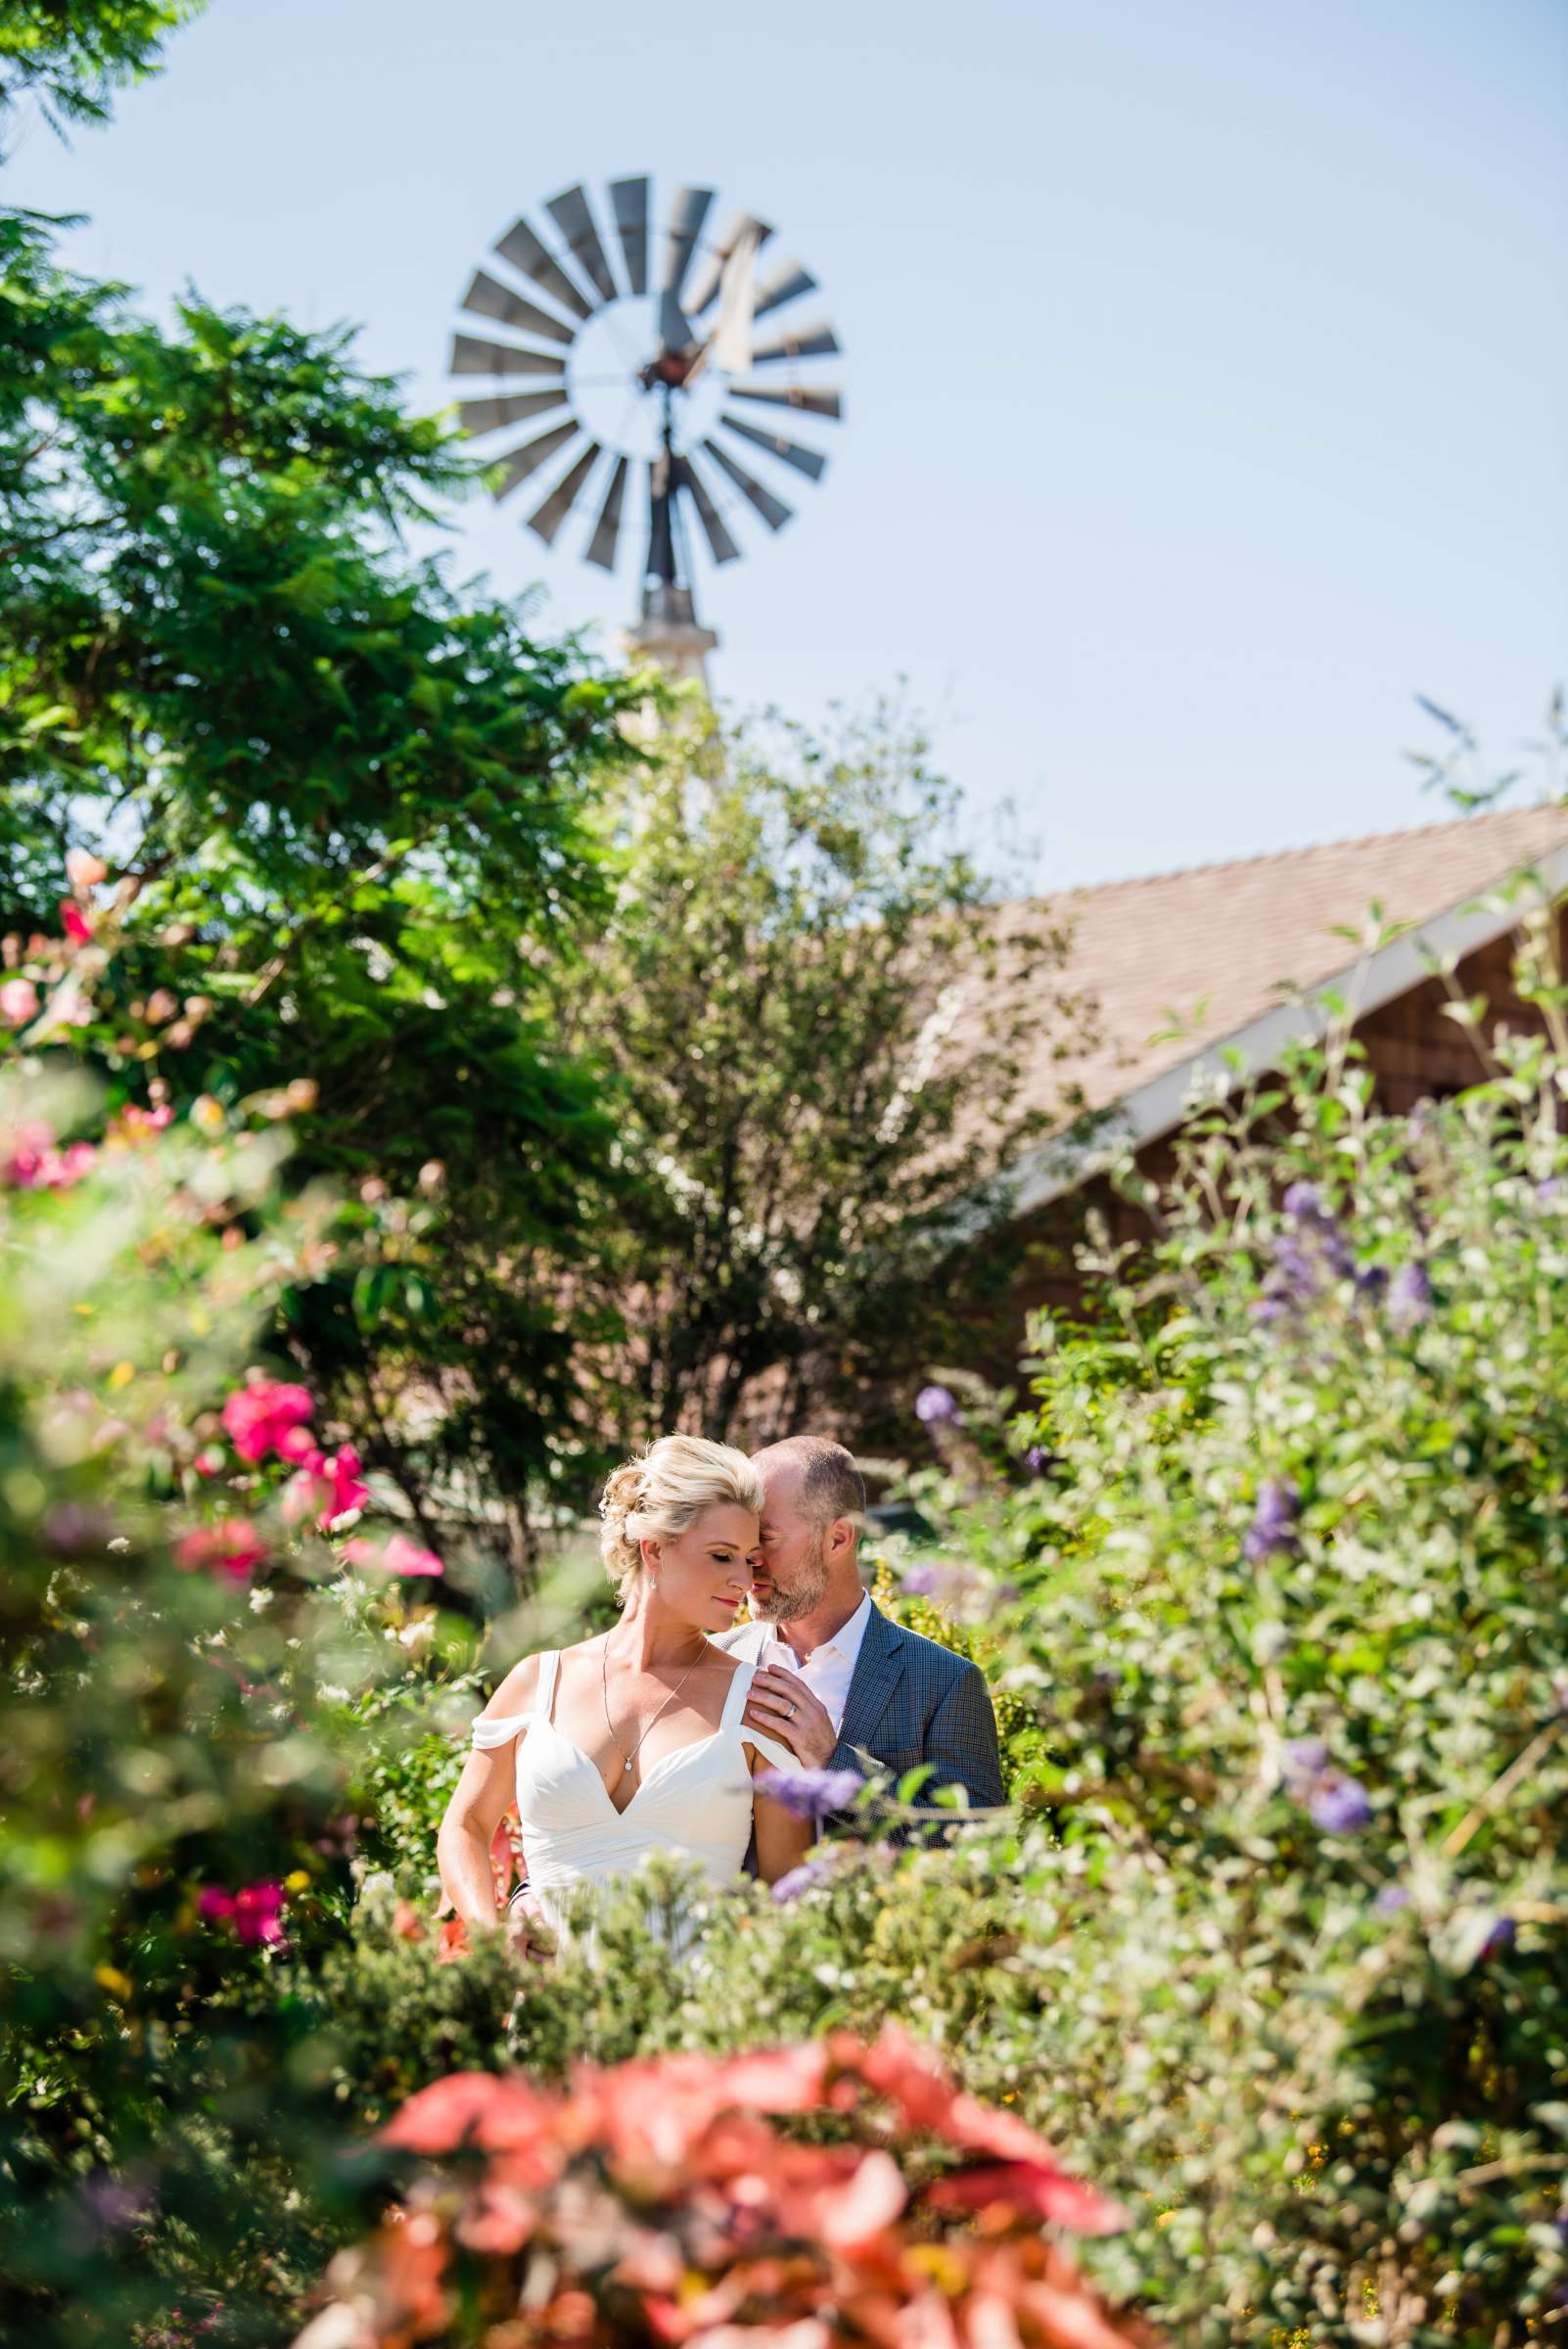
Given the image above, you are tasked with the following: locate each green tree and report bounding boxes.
[0,0,201,148]
[0,206,642,1573]
[563,704,1087,1444]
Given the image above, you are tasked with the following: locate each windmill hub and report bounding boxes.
[448,176,844,682]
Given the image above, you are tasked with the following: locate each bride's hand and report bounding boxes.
[743,1665,836,1769]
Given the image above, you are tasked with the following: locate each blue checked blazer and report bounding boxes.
[724,1600,1006,1828]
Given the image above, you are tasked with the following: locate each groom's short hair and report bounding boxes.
[759,1435,865,1533]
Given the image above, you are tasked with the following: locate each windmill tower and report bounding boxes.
[448,177,844,686]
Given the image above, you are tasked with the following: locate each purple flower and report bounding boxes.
[758,1766,864,1820]
[771,1852,838,1903]
[1281,1179,1323,1221]
[1374,1883,1410,1916]
[915,1384,960,1427]
[1309,1773,1372,1834]
[1480,1911,1516,1961]
[1387,1262,1432,1332]
[1244,1478,1302,1562]
[899,1563,942,1596]
[1281,1737,1329,1784]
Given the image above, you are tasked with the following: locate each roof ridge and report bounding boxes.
[1018,798,1568,904]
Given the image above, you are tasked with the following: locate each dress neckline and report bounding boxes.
[536,1646,750,1820]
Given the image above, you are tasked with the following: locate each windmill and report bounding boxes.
[448,176,843,682]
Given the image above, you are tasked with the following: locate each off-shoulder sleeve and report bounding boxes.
[470,1710,531,1752]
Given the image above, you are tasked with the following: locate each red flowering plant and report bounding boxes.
[296,2025,1154,2349]
[0,951,474,2346]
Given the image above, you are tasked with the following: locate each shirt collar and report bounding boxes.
[771,1589,871,1663]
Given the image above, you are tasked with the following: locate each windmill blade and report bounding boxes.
[658,185,713,349]
[719,413,827,483]
[491,421,580,500]
[749,319,840,365]
[460,270,575,346]
[672,453,740,564]
[701,438,793,532]
[458,389,571,437]
[728,381,843,422]
[451,334,568,380]
[752,257,816,321]
[584,453,629,570]
[528,442,601,546]
[493,216,592,320]
[544,184,617,305]
[608,176,649,295]
[686,212,772,315]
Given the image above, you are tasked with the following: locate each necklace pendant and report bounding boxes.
[623,1758,633,1773]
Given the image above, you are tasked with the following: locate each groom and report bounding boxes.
[718,1434,1005,1825]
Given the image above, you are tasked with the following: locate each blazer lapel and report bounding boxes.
[837,1603,906,1757]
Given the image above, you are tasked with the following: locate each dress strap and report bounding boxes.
[721,1658,756,1733]
[537,1648,561,1722]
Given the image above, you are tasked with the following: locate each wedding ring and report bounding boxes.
[786,1702,797,1718]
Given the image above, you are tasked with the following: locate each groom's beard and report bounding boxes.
[751,1529,831,1623]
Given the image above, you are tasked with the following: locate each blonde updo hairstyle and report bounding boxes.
[598,1435,764,1604]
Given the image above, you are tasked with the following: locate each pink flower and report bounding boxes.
[287,1444,371,1530]
[198,1880,287,1946]
[66,849,108,890]
[274,1424,321,1467]
[0,978,38,1029]
[232,1881,286,1946]
[221,1379,314,1464]
[193,1447,226,1478]
[107,1102,176,1144]
[345,1532,444,1579]
[2,1122,97,1190]
[175,1519,266,1583]
[59,901,93,944]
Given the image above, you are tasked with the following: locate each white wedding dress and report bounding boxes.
[470,1647,797,1936]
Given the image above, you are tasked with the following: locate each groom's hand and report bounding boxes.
[743,1665,837,1770]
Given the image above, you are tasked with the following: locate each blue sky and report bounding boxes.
[7,0,1565,888]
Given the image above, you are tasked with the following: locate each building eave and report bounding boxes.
[1005,840,1568,1223]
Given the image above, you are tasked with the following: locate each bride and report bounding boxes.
[437,1435,812,1938]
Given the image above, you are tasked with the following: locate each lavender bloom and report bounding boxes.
[1374,1883,1410,1916]
[1387,1262,1433,1332]
[1354,1263,1388,1303]
[1481,1911,1516,1960]
[915,1383,961,1426]
[1244,1478,1302,1562]
[1309,1773,1372,1834]
[771,1852,838,1903]
[1281,1736,1329,1784]
[758,1766,864,1821]
[1282,1180,1355,1275]
[899,1562,942,1596]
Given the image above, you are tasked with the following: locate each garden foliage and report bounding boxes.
[562,702,1085,1446]
[304,930,1568,2347]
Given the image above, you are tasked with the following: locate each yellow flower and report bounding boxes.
[285,1869,310,1894]
[108,1361,135,1391]
[94,1965,133,2000]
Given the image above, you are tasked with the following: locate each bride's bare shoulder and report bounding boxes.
[477,1651,544,1724]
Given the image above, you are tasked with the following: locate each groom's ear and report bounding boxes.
[827,1515,856,1558]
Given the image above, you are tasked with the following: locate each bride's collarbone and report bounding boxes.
[533,1644,743,1804]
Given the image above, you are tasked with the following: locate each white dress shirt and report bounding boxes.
[722,1590,872,1732]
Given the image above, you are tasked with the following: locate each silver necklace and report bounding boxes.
[600,1635,707,1779]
